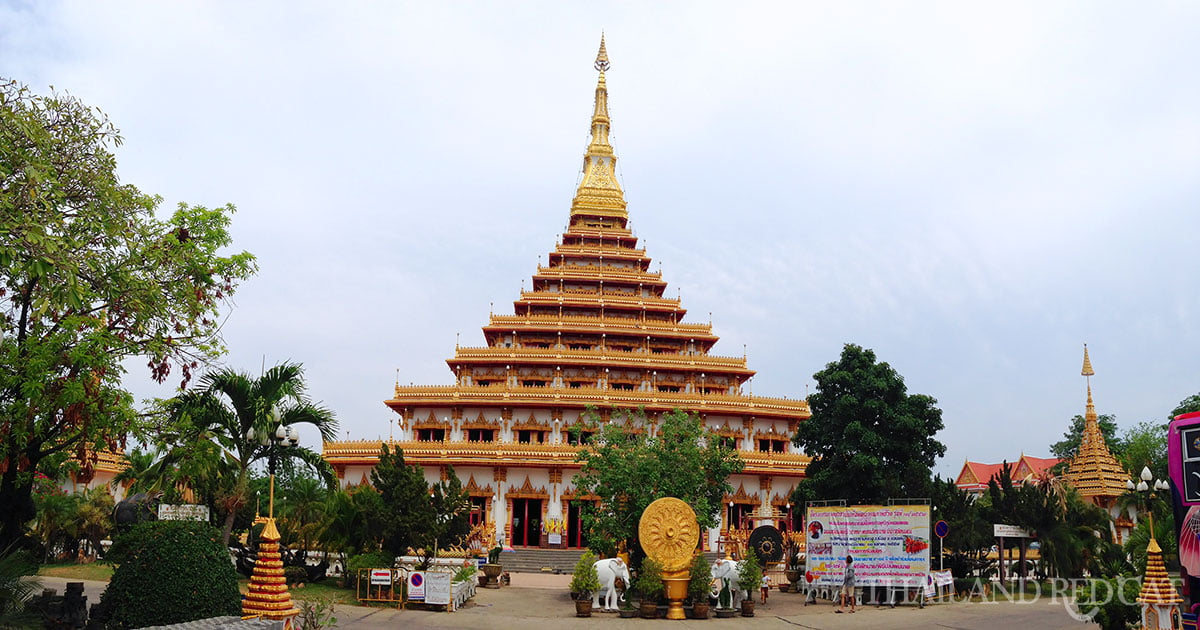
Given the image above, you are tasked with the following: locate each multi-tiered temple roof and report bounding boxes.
[323,38,809,479]
[1064,345,1128,501]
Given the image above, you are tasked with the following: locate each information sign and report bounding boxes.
[424,571,451,606]
[804,504,931,588]
[157,504,210,521]
[369,569,391,586]
[992,524,1031,538]
[408,571,425,601]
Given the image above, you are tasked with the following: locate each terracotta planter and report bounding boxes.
[640,600,659,619]
[715,608,737,618]
[575,599,593,617]
[481,563,503,589]
[618,608,638,618]
[740,599,755,617]
[691,602,710,619]
[478,574,489,587]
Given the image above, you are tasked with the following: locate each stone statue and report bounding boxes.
[711,557,746,608]
[111,492,162,529]
[592,557,631,611]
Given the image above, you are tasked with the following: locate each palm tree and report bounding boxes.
[165,361,338,546]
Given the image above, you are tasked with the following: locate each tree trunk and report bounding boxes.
[0,467,38,552]
[221,507,236,548]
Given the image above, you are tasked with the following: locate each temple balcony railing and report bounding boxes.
[553,244,647,258]
[518,291,682,308]
[534,264,663,282]
[449,346,750,370]
[322,438,810,474]
[385,384,810,417]
[486,314,714,336]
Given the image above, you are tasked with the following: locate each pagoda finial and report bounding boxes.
[595,33,610,72]
[1082,343,1095,377]
[570,36,627,224]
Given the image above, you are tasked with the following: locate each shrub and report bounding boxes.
[688,553,711,602]
[737,550,762,594]
[284,565,308,585]
[295,596,337,630]
[97,521,240,629]
[345,552,393,590]
[635,558,664,602]
[569,552,600,599]
[0,549,41,629]
[1074,577,1140,630]
[453,564,477,583]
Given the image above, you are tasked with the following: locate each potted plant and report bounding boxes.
[481,545,503,588]
[714,580,737,618]
[635,558,665,619]
[738,551,763,617]
[784,540,803,593]
[688,553,712,619]
[618,589,638,618]
[570,551,601,617]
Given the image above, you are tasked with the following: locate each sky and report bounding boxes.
[2,2,1198,479]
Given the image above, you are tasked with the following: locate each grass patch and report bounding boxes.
[290,581,373,607]
[37,563,115,581]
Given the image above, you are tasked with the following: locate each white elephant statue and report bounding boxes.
[592,558,631,611]
[710,558,746,608]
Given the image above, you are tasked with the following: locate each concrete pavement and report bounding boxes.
[331,576,1094,629]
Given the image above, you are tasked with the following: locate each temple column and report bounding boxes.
[494,466,508,546]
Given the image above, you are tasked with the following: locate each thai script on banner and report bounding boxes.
[803,504,931,588]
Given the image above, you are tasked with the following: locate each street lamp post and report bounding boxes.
[245,417,300,519]
[1126,466,1168,541]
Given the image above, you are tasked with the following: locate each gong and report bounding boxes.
[748,525,784,563]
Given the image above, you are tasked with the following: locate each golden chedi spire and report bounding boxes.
[241,517,300,620]
[571,34,628,226]
[1064,346,1129,502]
[1137,535,1183,605]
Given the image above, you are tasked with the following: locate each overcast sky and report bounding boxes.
[3,2,1198,479]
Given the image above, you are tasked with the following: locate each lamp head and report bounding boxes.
[1141,466,1153,482]
[1137,480,1149,492]
[275,424,287,440]
[1126,479,1136,491]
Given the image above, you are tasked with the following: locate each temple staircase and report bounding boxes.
[502,548,721,574]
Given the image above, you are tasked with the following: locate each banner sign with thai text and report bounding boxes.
[803,504,931,588]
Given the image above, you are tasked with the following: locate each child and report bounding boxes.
[836,555,856,613]
[760,573,771,603]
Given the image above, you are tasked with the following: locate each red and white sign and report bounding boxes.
[369,569,391,586]
[408,571,425,600]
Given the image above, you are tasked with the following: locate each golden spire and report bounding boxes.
[1065,346,1129,499]
[571,35,627,225]
[1082,343,1095,377]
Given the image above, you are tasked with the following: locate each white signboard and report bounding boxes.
[424,571,452,606]
[548,533,562,545]
[804,504,931,588]
[369,569,391,586]
[993,524,1032,538]
[157,504,210,521]
[408,571,425,601]
[932,570,954,587]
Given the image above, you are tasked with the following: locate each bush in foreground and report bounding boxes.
[97,521,240,629]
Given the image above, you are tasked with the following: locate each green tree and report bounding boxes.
[0,79,256,550]
[571,409,744,557]
[369,444,469,559]
[929,476,991,576]
[163,362,338,545]
[1050,414,1121,462]
[1118,421,1168,481]
[1170,394,1200,420]
[790,344,945,504]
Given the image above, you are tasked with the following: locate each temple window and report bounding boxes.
[657,385,681,393]
[467,429,495,443]
[517,430,546,444]
[521,380,548,387]
[469,497,488,525]
[758,439,787,453]
[417,428,446,442]
[566,430,595,445]
[717,436,737,450]
[569,343,591,350]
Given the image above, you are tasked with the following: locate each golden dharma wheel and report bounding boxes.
[638,497,700,572]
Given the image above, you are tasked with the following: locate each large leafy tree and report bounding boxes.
[572,409,744,558]
[1118,420,1168,481]
[1171,394,1200,420]
[1050,413,1122,462]
[0,79,256,550]
[369,444,469,560]
[163,362,338,545]
[790,344,945,504]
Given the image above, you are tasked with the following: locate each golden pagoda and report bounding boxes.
[322,37,811,551]
[1064,345,1132,537]
[1138,534,1184,628]
[241,517,300,622]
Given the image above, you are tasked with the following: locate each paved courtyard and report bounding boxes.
[37,574,1094,629]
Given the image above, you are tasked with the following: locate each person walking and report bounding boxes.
[760,573,770,603]
[836,555,856,614]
